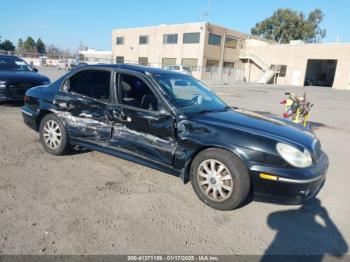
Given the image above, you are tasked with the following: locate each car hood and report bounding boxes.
[188,108,317,148]
[0,70,49,83]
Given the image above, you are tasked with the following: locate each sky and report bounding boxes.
[1,0,349,52]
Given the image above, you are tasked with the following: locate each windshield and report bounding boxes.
[0,57,33,71]
[182,66,191,72]
[152,73,229,114]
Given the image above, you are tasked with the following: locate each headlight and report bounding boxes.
[41,81,51,85]
[276,142,312,168]
[0,81,7,88]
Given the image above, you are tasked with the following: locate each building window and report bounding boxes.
[206,59,219,67]
[116,56,124,64]
[225,36,238,49]
[223,61,234,68]
[139,35,149,45]
[163,34,178,44]
[208,33,222,46]
[181,58,198,71]
[116,37,124,45]
[162,58,177,68]
[205,59,219,72]
[138,57,148,66]
[183,32,200,44]
[279,65,287,77]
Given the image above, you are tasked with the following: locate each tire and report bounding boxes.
[190,148,250,211]
[39,113,71,155]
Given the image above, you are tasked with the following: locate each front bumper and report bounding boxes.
[250,152,329,204]
[0,88,13,101]
[0,87,28,101]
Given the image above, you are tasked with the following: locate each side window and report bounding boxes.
[118,74,159,111]
[68,70,111,102]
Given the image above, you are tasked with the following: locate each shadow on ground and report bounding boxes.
[261,198,348,261]
[0,101,24,107]
[70,145,92,155]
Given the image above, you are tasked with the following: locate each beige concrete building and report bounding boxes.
[240,40,350,90]
[112,22,350,90]
[112,22,251,79]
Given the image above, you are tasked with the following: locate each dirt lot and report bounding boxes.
[0,67,349,256]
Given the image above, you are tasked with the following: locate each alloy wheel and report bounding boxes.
[197,159,234,202]
[43,120,62,150]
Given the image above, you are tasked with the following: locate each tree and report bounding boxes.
[46,44,62,55]
[36,38,46,54]
[251,8,326,43]
[23,36,36,53]
[304,9,327,43]
[17,38,24,51]
[0,39,15,51]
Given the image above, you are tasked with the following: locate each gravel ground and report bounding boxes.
[0,67,349,257]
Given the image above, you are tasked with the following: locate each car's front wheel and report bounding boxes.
[39,113,71,155]
[190,148,250,210]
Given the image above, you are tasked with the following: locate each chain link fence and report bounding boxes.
[1,51,246,83]
[199,66,245,83]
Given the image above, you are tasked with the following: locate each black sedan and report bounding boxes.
[0,55,50,102]
[21,64,328,210]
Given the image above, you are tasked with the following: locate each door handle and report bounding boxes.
[79,112,93,118]
[119,115,132,122]
[112,109,132,122]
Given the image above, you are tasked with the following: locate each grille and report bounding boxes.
[7,82,37,99]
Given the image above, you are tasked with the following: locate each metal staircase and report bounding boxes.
[257,70,277,84]
[239,52,279,84]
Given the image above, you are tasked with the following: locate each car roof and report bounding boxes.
[83,63,185,76]
[0,54,21,59]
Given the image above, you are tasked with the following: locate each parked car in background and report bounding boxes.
[69,61,88,71]
[21,64,328,210]
[165,65,192,75]
[0,55,50,102]
[57,59,67,70]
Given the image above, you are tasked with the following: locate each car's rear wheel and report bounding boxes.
[190,148,250,210]
[39,113,71,155]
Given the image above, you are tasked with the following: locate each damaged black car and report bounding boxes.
[21,64,328,210]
